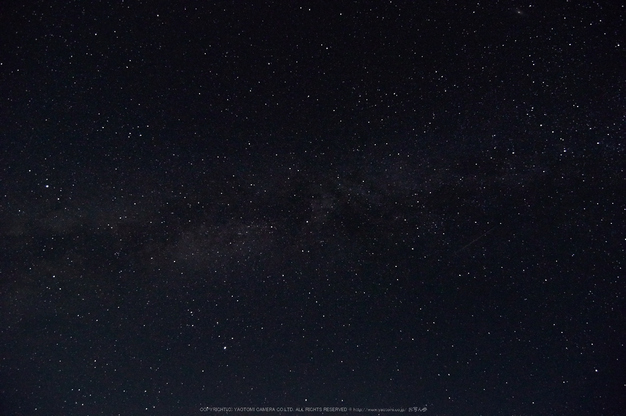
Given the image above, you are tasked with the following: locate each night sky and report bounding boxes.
[1,1,625,415]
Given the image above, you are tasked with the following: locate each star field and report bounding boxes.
[1,1,624,415]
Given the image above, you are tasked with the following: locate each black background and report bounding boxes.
[1,1,624,415]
